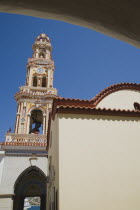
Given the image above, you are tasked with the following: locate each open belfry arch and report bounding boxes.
[0,33,57,210]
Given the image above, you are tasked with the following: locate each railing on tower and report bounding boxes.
[28,57,54,65]
[15,86,57,98]
[5,133,47,145]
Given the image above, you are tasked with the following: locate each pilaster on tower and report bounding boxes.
[5,34,57,145]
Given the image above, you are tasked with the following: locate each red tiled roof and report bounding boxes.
[90,82,140,106]
[51,83,140,118]
[54,97,94,107]
[56,83,140,108]
[56,105,140,117]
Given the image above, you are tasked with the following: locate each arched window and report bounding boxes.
[39,52,45,58]
[42,77,47,87]
[33,76,37,87]
[134,102,140,110]
[29,109,43,134]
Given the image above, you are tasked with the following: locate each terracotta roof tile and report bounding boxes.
[90,82,140,106]
[52,83,140,118]
[56,105,140,117]
[57,83,140,108]
[53,97,94,107]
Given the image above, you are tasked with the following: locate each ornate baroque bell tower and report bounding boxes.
[6,34,57,144]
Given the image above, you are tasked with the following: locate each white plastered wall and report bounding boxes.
[97,89,140,110]
[48,115,59,209]
[58,113,140,210]
[0,152,5,185]
[0,198,13,210]
[0,156,48,194]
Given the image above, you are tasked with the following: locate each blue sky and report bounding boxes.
[0,12,140,140]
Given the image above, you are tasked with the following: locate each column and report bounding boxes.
[28,67,32,86]
[50,70,54,87]
[40,77,43,87]
[23,103,27,134]
[18,102,24,134]
[47,69,51,88]
[17,103,21,113]
[37,76,42,87]
[43,114,46,135]
[26,114,31,134]
[15,113,20,133]
[46,105,50,134]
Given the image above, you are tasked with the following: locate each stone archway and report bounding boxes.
[13,166,47,210]
[29,109,43,134]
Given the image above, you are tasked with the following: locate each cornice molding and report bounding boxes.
[56,105,140,117]
[0,194,14,198]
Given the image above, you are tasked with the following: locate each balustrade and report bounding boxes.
[28,57,53,65]
[15,89,57,98]
[5,133,47,144]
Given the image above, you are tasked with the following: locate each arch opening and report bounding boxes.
[33,76,37,87]
[13,166,47,210]
[42,77,47,87]
[39,52,45,58]
[29,109,43,134]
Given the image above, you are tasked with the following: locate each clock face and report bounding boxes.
[36,68,44,74]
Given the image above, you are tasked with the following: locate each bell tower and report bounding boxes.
[6,34,57,143]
